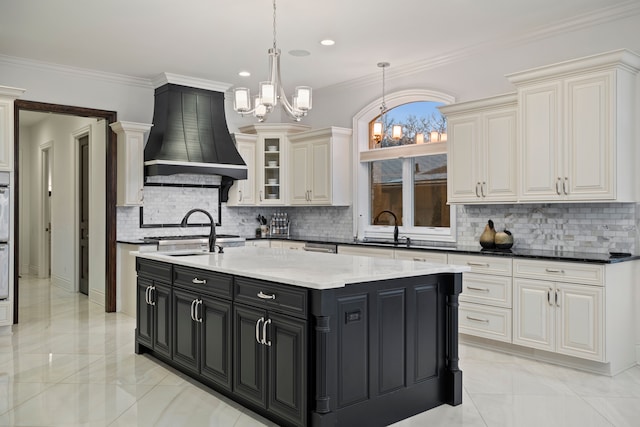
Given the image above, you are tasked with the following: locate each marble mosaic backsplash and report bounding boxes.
[456,203,637,254]
[117,178,638,254]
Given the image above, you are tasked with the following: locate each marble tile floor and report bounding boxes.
[1,275,639,426]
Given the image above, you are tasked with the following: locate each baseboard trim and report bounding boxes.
[51,274,73,292]
[460,334,636,376]
[89,289,105,307]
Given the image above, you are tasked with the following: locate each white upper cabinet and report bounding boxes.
[238,123,309,206]
[110,121,152,206]
[441,93,518,204]
[227,133,258,206]
[0,86,25,172]
[288,127,352,206]
[507,49,640,202]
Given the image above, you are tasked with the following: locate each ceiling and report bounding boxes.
[2,0,639,95]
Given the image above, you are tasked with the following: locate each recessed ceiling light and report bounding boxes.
[238,71,251,77]
[320,39,335,46]
[288,49,311,57]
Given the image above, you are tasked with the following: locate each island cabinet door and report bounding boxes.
[172,288,200,374]
[136,278,153,348]
[200,295,233,391]
[233,304,267,409]
[267,313,307,427]
[152,282,172,359]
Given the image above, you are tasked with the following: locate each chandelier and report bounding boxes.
[372,62,402,144]
[233,0,312,122]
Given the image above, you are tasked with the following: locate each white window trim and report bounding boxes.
[352,89,456,242]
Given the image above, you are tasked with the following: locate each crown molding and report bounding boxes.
[151,72,232,92]
[0,54,152,89]
[324,0,640,92]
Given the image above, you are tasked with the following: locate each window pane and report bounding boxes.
[414,154,449,227]
[371,159,403,226]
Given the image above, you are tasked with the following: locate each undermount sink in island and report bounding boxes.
[134,247,468,427]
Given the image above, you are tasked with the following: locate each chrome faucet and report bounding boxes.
[180,208,222,253]
[373,210,399,244]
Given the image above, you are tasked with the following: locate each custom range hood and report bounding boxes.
[144,74,247,182]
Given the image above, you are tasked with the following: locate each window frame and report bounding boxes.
[352,89,456,242]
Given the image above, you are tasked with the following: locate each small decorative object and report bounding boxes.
[494,229,514,249]
[479,219,496,249]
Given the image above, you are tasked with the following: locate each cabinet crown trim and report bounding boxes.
[439,92,517,115]
[506,48,640,84]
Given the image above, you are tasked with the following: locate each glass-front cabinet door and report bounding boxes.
[261,137,282,204]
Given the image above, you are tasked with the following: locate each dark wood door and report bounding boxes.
[79,135,89,295]
[152,281,172,359]
[200,295,232,391]
[136,278,153,348]
[267,313,307,427]
[233,304,267,409]
[172,288,199,373]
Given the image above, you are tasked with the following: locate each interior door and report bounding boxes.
[79,136,89,295]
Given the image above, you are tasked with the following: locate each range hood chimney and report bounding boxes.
[144,74,247,185]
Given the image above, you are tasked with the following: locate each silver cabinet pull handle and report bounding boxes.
[257,291,276,300]
[238,190,243,202]
[545,268,564,274]
[255,317,264,344]
[547,288,553,306]
[303,246,333,253]
[475,182,480,198]
[413,257,426,262]
[192,278,207,284]
[149,286,156,306]
[556,177,562,195]
[259,190,263,202]
[190,299,197,321]
[467,262,490,267]
[481,182,486,197]
[467,286,490,292]
[145,286,150,305]
[555,289,560,307]
[563,177,569,195]
[263,318,272,346]
[197,300,203,323]
[466,316,489,323]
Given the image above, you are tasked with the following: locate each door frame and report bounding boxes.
[13,100,118,318]
[39,140,53,279]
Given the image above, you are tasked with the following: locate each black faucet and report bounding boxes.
[373,210,399,244]
[180,208,222,253]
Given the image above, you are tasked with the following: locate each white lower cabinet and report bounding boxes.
[337,245,394,259]
[449,254,513,343]
[393,249,447,264]
[513,277,603,361]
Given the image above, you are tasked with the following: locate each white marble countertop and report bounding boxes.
[134,246,469,290]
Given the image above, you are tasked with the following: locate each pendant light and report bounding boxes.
[372,62,402,144]
[233,0,312,122]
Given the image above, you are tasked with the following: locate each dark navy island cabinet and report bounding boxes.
[135,257,463,427]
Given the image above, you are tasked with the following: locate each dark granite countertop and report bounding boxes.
[248,236,639,264]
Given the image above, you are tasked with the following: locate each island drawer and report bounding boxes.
[173,265,233,298]
[513,259,603,286]
[137,258,172,282]
[459,273,512,308]
[459,302,512,343]
[234,277,308,319]
[449,254,512,276]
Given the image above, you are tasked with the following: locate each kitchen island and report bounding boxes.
[134,247,468,427]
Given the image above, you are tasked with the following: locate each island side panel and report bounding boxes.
[446,272,463,405]
[309,272,462,427]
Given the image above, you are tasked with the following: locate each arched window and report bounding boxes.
[352,90,456,243]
